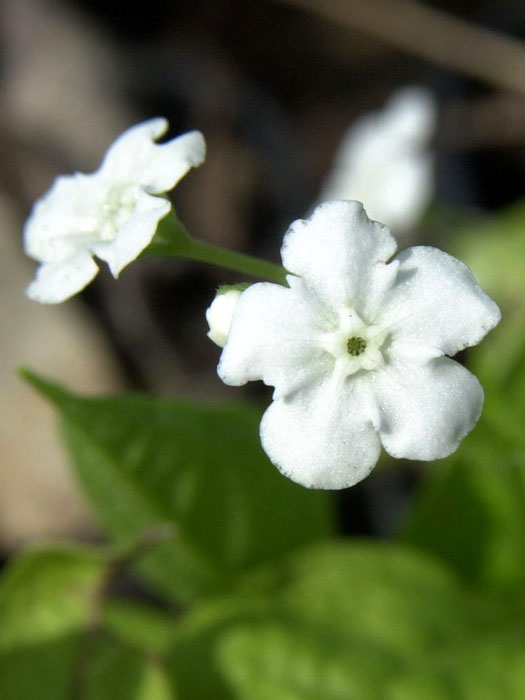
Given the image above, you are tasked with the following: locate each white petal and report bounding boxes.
[281,201,397,316]
[99,119,205,193]
[206,289,243,348]
[374,356,483,461]
[260,373,381,489]
[140,130,206,194]
[378,246,501,356]
[218,277,334,400]
[382,87,436,144]
[365,153,433,234]
[26,252,99,304]
[92,191,171,277]
[98,118,169,180]
[318,87,436,232]
[24,173,103,263]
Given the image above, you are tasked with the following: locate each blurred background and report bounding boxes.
[1,0,525,558]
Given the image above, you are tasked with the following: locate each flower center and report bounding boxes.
[347,336,367,356]
[98,184,137,241]
[317,308,387,378]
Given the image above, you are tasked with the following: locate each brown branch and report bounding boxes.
[275,0,525,95]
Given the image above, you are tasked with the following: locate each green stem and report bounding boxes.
[146,210,288,286]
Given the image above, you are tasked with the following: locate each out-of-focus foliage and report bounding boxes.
[3,541,525,699]
[22,371,334,604]
[0,545,173,700]
[402,403,525,590]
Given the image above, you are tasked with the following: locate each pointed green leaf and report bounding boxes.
[23,371,334,603]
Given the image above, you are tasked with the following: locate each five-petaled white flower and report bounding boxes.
[318,87,436,233]
[24,118,206,303]
[217,201,500,489]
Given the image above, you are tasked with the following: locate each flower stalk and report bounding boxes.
[148,210,289,286]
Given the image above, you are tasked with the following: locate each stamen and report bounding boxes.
[347,336,367,356]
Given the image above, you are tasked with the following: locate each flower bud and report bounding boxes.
[206,289,243,347]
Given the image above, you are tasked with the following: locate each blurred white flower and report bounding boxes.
[218,201,500,489]
[319,87,436,233]
[24,118,206,303]
[206,288,243,348]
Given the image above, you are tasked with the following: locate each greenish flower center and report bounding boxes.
[347,336,367,356]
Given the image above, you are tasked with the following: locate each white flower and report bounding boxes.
[24,118,206,303]
[318,87,436,233]
[206,289,243,347]
[217,201,500,489]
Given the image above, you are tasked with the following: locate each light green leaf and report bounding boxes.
[0,545,176,700]
[0,545,107,649]
[168,541,524,700]
[217,621,399,700]
[23,371,334,604]
[453,201,525,311]
[0,545,107,700]
[136,659,174,700]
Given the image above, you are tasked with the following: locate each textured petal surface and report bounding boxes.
[92,190,171,277]
[378,246,501,356]
[281,201,397,317]
[24,173,103,263]
[374,355,483,460]
[26,252,98,304]
[260,373,381,489]
[218,277,335,399]
[99,119,205,193]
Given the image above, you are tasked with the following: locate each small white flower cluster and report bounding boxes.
[24,119,205,303]
[212,201,500,489]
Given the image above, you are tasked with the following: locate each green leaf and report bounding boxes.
[103,599,177,656]
[23,371,334,603]
[168,541,524,700]
[401,428,525,592]
[0,545,107,700]
[0,544,176,700]
[278,542,469,648]
[81,636,173,700]
[0,636,82,700]
[217,621,397,700]
[452,201,525,311]
[0,545,107,649]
